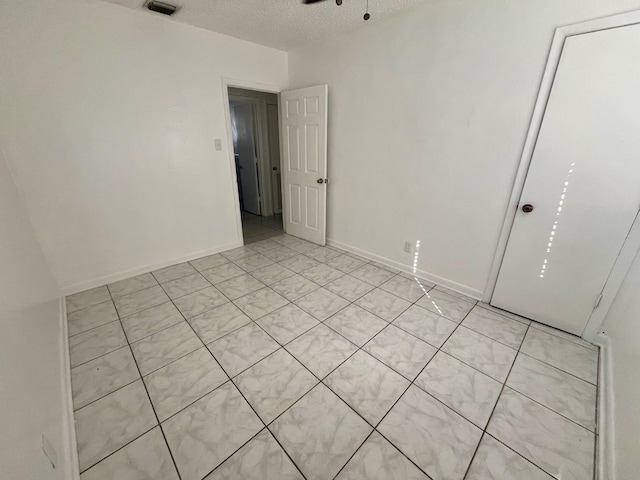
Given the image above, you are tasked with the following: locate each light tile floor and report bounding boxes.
[66,234,600,480]
[242,211,283,244]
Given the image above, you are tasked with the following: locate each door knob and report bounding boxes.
[522,204,534,213]
[317,178,324,184]
[272,167,278,171]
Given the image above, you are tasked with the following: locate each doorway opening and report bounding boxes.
[228,87,283,244]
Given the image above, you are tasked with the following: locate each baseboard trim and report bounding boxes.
[60,241,243,296]
[327,238,483,300]
[593,333,615,480]
[59,297,80,479]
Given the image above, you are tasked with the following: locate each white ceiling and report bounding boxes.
[100,0,424,51]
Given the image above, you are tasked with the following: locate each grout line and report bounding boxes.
[516,350,598,386]
[66,240,599,480]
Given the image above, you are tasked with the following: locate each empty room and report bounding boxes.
[2,0,640,479]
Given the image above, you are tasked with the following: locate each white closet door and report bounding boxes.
[492,24,640,335]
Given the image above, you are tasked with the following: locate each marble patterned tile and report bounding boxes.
[326,253,367,273]
[378,385,482,480]
[108,273,158,299]
[66,286,112,314]
[246,238,281,253]
[204,429,303,480]
[279,254,320,273]
[144,347,228,421]
[189,302,252,344]
[152,262,197,284]
[465,434,554,480]
[162,382,263,480]
[520,327,598,384]
[75,380,157,472]
[286,239,318,254]
[220,245,261,261]
[114,285,170,318]
[414,351,502,428]
[304,246,342,263]
[262,245,298,262]
[363,325,436,381]
[487,387,595,480]
[208,322,280,377]
[354,288,411,322]
[324,304,388,347]
[507,353,597,431]
[234,287,289,320]
[300,263,345,286]
[294,287,350,321]
[416,289,475,323]
[393,304,457,348]
[350,263,396,286]
[325,274,375,302]
[256,304,319,345]
[286,324,358,378]
[270,384,372,480]
[200,262,246,284]
[530,321,597,350]
[80,427,179,480]
[121,301,184,343]
[161,272,211,300]
[336,431,429,480]
[173,286,229,319]
[189,253,229,272]
[130,322,203,375]
[325,351,409,425]
[271,274,320,301]
[233,253,275,272]
[251,263,295,285]
[68,301,118,337]
[379,275,428,302]
[72,346,139,410]
[271,233,299,246]
[70,321,127,368]
[235,348,318,424]
[215,273,266,300]
[462,306,529,349]
[442,326,517,382]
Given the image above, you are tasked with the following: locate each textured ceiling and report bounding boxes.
[100,0,424,51]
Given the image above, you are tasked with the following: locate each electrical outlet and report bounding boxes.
[214,139,222,151]
[404,241,412,253]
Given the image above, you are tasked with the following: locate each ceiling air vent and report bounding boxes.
[147,1,177,16]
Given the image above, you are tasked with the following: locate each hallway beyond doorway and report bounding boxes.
[242,211,283,244]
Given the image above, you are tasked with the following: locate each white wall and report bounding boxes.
[602,251,640,479]
[0,153,71,478]
[0,0,288,293]
[288,0,640,297]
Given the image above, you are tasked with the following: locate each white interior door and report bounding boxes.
[280,85,328,245]
[234,103,261,216]
[267,103,282,214]
[492,24,640,335]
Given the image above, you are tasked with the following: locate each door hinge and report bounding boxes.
[594,293,603,309]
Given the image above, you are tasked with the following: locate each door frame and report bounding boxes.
[221,78,284,244]
[483,10,640,342]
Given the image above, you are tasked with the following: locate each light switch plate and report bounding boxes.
[214,139,222,151]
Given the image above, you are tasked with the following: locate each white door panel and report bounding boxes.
[280,85,328,245]
[234,103,260,216]
[492,24,640,335]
